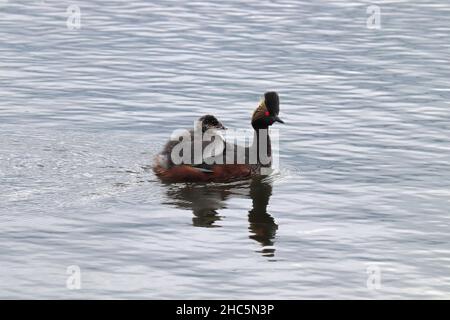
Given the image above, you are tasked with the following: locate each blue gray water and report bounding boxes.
[1,0,450,299]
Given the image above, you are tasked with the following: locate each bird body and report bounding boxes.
[153,92,284,182]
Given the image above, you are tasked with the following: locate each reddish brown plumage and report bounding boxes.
[153,163,252,183]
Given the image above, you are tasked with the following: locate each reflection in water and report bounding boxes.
[248,177,278,257]
[163,177,278,256]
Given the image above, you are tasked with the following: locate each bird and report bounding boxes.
[153,91,284,182]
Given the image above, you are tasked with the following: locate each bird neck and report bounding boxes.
[251,128,272,166]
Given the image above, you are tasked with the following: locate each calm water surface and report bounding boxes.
[1,0,450,299]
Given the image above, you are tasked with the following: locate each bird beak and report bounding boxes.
[274,116,284,124]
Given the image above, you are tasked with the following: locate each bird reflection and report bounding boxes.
[248,177,278,256]
[163,177,278,257]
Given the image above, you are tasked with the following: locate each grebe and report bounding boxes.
[153,91,284,182]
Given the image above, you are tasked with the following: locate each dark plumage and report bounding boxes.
[198,115,226,132]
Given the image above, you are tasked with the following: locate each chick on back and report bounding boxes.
[155,115,226,170]
[197,115,226,132]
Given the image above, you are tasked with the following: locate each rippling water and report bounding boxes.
[1,0,450,299]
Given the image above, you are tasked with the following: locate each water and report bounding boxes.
[1,0,450,299]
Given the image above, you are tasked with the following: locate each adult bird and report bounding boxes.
[153,91,284,182]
